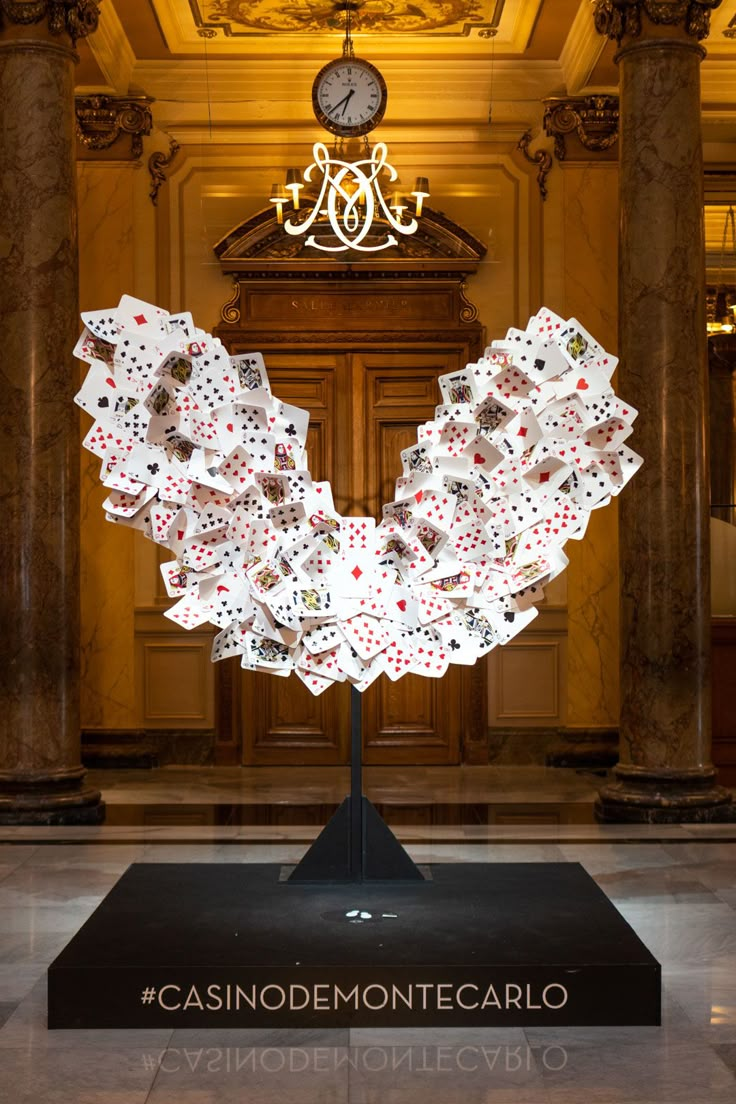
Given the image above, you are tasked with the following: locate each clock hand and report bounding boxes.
[332,89,355,116]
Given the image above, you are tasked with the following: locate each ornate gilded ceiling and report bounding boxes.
[192,0,502,37]
[154,0,543,53]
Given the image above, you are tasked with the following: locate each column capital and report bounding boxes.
[75,95,153,161]
[0,1,100,45]
[543,95,619,162]
[593,0,722,44]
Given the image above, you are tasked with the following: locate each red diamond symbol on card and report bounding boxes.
[133,313,147,326]
[351,566,363,580]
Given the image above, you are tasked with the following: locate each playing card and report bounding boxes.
[558,318,603,367]
[164,594,212,630]
[438,369,478,406]
[400,443,434,477]
[339,613,388,661]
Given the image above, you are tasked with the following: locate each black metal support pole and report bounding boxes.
[350,685,363,879]
[288,685,423,882]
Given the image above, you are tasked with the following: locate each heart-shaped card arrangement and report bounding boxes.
[75,296,640,695]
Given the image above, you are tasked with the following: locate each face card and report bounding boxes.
[231,353,269,395]
[74,328,117,368]
[400,443,434,477]
[438,369,478,406]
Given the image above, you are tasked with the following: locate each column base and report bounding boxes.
[595,765,735,824]
[0,767,105,826]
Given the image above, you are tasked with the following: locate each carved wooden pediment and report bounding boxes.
[213,203,487,278]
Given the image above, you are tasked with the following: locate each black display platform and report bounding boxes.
[48,862,660,1028]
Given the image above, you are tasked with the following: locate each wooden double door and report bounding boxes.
[225,344,485,766]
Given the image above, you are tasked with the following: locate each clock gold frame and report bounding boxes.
[311,56,388,138]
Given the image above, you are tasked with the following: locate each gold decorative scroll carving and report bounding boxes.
[148,137,181,206]
[0,0,100,42]
[516,131,553,200]
[75,96,153,160]
[543,96,619,162]
[593,0,722,43]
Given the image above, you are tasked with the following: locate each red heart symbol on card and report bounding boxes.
[397,599,407,612]
[577,378,589,390]
[474,453,484,465]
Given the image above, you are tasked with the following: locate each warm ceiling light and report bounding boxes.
[285,168,304,210]
[269,183,288,224]
[390,191,407,218]
[412,176,430,217]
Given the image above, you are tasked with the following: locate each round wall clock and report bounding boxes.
[312,56,388,138]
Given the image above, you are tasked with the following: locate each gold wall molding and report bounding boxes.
[593,0,722,43]
[75,95,153,160]
[516,130,553,200]
[0,0,99,42]
[543,95,619,162]
[148,137,181,206]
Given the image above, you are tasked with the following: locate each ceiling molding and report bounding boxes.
[559,0,608,94]
[156,121,531,148]
[131,58,566,106]
[87,0,136,94]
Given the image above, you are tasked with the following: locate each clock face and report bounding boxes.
[312,57,387,137]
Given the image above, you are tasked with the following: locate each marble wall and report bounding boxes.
[556,163,621,730]
[78,163,142,730]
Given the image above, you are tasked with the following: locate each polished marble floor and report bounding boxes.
[1,768,736,1102]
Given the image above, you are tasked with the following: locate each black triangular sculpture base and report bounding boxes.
[288,796,424,882]
[288,686,424,883]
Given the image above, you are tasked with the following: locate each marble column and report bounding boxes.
[0,5,104,823]
[593,0,732,821]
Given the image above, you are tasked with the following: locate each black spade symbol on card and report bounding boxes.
[504,612,516,623]
[97,397,109,408]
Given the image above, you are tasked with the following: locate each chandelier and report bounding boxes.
[267,2,429,254]
[269,142,429,254]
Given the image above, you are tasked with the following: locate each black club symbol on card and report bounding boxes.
[285,424,297,437]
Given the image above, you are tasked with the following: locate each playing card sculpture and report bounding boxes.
[75,297,641,695]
